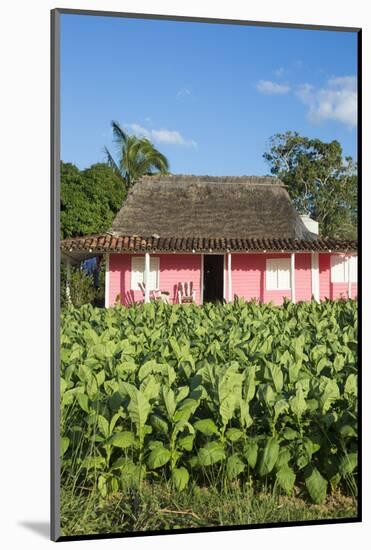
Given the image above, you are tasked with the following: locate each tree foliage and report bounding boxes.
[263,132,357,238]
[104,121,169,189]
[60,263,96,308]
[60,162,125,239]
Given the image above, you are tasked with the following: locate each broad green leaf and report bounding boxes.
[95,370,105,387]
[122,383,151,435]
[258,437,280,476]
[176,386,190,403]
[97,415,109,438]
[320,379,340,414]
[339,424,357,439]
[194,418,219,436]
[111,431,135,449]
[333,354,345,372]
[283,427,300,440]
[290,385,307,418]
[275,448,291,470]
[173,398,199,423]
[344,374,357,397]
[150,414,169,434]
[163,387,176,419]
[289,361,302,384]
[226,454,245,479]
[81,456,106,470]
[60,437,70,457]
[276,465,295,494]
[77,393,89,413]
[219,394,236,426]
[305,466,328,504]
[140,376,160,401]
[226,428,244,442]
[268,363,284,392]
[197,442,226,466]
[172,467,189,491]
[178,434,194,451]
[244,439,258,469]
[147,446,171,469]
[274,399,289,419]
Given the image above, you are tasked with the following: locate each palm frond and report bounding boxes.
[111,120,128,147]
[104,146,125,181]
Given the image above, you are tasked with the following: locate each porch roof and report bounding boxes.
[61,233,357,262]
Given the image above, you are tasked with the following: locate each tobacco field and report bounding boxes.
[60,298,358,519]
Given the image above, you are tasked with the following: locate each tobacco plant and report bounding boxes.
[60,298,358,503]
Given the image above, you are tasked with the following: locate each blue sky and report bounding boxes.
[61,14,358,175]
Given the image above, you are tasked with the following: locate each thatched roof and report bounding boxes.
[109,175,316,240]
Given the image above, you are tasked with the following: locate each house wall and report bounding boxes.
[108,252,357,307]
[109,253,202,306]
[231,253,312,305]
[319,254,358,300]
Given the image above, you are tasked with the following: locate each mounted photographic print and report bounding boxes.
[51,8,361,541]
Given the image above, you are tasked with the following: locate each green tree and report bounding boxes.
[263,132,357,239]
[60,263,97,308]
[60,162,125,238]
[104,120,169,189]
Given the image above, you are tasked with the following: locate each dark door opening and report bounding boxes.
[203,255,224,303]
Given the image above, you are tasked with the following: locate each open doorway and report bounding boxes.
[203,255,224,303]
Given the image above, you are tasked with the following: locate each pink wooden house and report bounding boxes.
[61,175,358,306]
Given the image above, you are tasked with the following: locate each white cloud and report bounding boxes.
[128,123,197,147]
[129,123,150,138]
[256,80,291,95]
[296,76,357,128]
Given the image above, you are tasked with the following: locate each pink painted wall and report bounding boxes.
[319,254,358,300]
[108,253,202,306]
[108,252,357,307]
[231,253,311,305]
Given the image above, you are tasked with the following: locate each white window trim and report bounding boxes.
[266,258,291,291]
[131,256,160,291]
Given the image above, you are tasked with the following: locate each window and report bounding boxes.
[330,255,357,283]
[131,256,160,290]
[266,258,291,290]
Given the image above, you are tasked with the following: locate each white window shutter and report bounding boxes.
[278,261,290,289]
[266,258,290,290]
[131,257,144,290]
[350,256,357,283]
[331,255,346,283]
[266,259,278,290]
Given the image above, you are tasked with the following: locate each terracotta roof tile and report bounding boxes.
[61,233,357,255]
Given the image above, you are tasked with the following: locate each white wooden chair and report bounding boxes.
[138,282,169,302]
[177,281,196,304]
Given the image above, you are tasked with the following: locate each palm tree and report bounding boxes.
[104,121,169,189]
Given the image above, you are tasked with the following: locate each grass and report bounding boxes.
[60,481,357,536]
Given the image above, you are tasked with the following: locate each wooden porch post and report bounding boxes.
[347,255,352,299]
[104,253,110,308]
[144,252,150,304]
[227,252,232,302]
[311,252,320,302]
[290,253,296,304]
